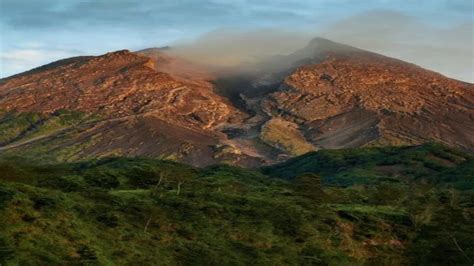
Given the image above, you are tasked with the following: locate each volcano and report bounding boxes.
[0,38,472,166]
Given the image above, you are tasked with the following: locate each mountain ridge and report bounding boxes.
[0,37,472,166]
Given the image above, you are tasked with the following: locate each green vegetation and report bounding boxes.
[0,144,473,265]
[264,143,473,189]
[0,110,87,145]
[0,110,104,162]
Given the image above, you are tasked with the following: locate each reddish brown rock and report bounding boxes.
[261,39,474,150]
[0,50,264,166]
[0,50,241,130]
[1,38,472,166]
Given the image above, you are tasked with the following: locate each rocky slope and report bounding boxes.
[0,38,472,166]
[0,50,237,128]
[234,38,474,153]
[0,50,262,166]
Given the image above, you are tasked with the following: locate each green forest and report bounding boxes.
[1,144,473,265]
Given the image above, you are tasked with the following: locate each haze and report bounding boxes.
[0,0,472,82]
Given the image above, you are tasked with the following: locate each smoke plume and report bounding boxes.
[167,10,473,82]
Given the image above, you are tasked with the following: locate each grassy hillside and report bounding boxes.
[263,143,474,189]
[0,110,88,145]
[0,144,473,265]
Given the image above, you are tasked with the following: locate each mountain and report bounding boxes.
[1,39,473,265]
[230,38,474,154]
[0,38,472,166]
[136,47,214,84]
[0,50,262,166]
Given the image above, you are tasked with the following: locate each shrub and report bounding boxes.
[76,245,98,264]
[84,171,120,189]
[0,184,15,209]
[0,237,15,264]
[31,195,58,210]
[43,175,87,192]
[127,169,161,188]
[96,212,119,228]
[294,173,325,202]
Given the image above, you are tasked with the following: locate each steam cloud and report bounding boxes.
[169,29,311,67]
[168,11,473,82]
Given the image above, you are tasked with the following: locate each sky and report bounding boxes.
[0,0,473,82]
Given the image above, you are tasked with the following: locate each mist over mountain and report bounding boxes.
[2,8,472,82]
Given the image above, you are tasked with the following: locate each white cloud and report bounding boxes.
[0,48,79,77]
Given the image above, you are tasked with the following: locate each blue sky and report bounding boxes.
[0,0,472,81]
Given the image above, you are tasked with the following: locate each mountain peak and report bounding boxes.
[0,38,472,167]
[308,36,333,45]
[106,49,131,55]
[298,36,364,58]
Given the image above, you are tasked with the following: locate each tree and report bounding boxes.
[294,173,325,202]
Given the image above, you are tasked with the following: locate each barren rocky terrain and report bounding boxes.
[0,38,472,166]
[259,38,474,150]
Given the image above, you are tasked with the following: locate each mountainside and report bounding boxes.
[1,144,473,265]
[0,50,262,166]
[0,49,240,127]
[0,40,473,265]
[0,38,472,166]
[235,38,474,154]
